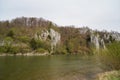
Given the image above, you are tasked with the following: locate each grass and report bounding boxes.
[98,42,120,70]
[97,70,120,80]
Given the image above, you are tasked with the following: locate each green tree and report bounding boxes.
[18,36,30,43]
[4,37,13,53]
[66,40,74,53]
[30,38,37,50]
[7,30,14,38]
[30,38,51,52]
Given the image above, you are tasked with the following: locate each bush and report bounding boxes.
[18,36,30,43]
[7,30,14,38]
[97,70,120,80]
[66,41,74,53]
[55,45,68,54]
[0,46,7,53]
[35,48,47,53]
[30,38,37,50]
[99,42,120,70]
[8,46,20,54]
[20,48,31,54]
[30,38,51,52]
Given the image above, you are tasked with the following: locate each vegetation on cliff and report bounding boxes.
[96,42,120,80]
[0,17,120,57]
[99,42,120,70]
[0,17,92,54]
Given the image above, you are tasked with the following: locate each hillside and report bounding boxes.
[0,17,120,55]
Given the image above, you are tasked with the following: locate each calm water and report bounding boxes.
[0,55,103,80]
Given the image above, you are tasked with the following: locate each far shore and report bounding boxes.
[0,52,49,56]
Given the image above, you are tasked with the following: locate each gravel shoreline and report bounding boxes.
[0,52,49,56]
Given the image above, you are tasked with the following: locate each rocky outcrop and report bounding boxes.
[90,32,106,50]
[90,31,120,50]
[91,33,100,50]
[49,29,61,53]
[34,28,61,53]
[103,31,120,43]
[34,29,49,41]
[79,28,106,50]
[111,32,120,41]
[79,27,120,50]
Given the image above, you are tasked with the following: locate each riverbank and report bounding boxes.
[96,70,120,80]
[0,52,49,56]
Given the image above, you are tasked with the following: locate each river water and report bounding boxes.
[0,55,103,80]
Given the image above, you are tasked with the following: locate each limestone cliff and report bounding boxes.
[79,27,120,50]
[34,28,61,53]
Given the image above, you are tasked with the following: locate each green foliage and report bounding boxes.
[99,42,120,70]
[18,36,30,43]
[7,30,14,38]
[97,70,120,80]
[0,17,99,55]
[59,27,91,54]
[8,46,20,54]
[0,45,31,54]
[66,40,74,53]
[4,37,13,42]
[20,48,31,53]
[4,37,13,52]
[35,48,47,53]
[0,46,19,54]
[30,38,51,52]
[55,45,68,54]
[30,38,37,50]
[0,46,7,53]
[0,37,13,53]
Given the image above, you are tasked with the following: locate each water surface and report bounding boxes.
[0,55,103,80]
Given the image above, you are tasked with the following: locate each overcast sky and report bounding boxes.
[0,0,120,32]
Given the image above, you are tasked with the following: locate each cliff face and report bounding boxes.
[103,32,120,42]
[34,28,61,53]
[90,32,106,50]
[79,27,120,50]
[49,29,61,53]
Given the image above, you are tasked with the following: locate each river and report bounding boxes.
[0,55,103,80]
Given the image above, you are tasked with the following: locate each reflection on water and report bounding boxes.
[0,55,103,80]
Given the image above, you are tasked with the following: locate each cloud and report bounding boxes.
[0,0,120,32]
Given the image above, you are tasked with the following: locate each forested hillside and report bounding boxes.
[0,17,120,55]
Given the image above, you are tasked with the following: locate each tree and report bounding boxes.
[7,30,14,38]
[30,38,37,50]
[4,37,13,53]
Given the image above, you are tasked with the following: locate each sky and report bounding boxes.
[0,0,120,32]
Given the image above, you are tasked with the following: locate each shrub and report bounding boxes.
[8,46,20,54]
[35,48,47,53]
[7,30,14,38]
[30,38,51,52]
[55,45,68,54]
[66,40,74,54]
[30,38,37,50]
[0,46,7,53]
[18,36,30,43]
[97,70,120,80]
[99,42,120,70]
